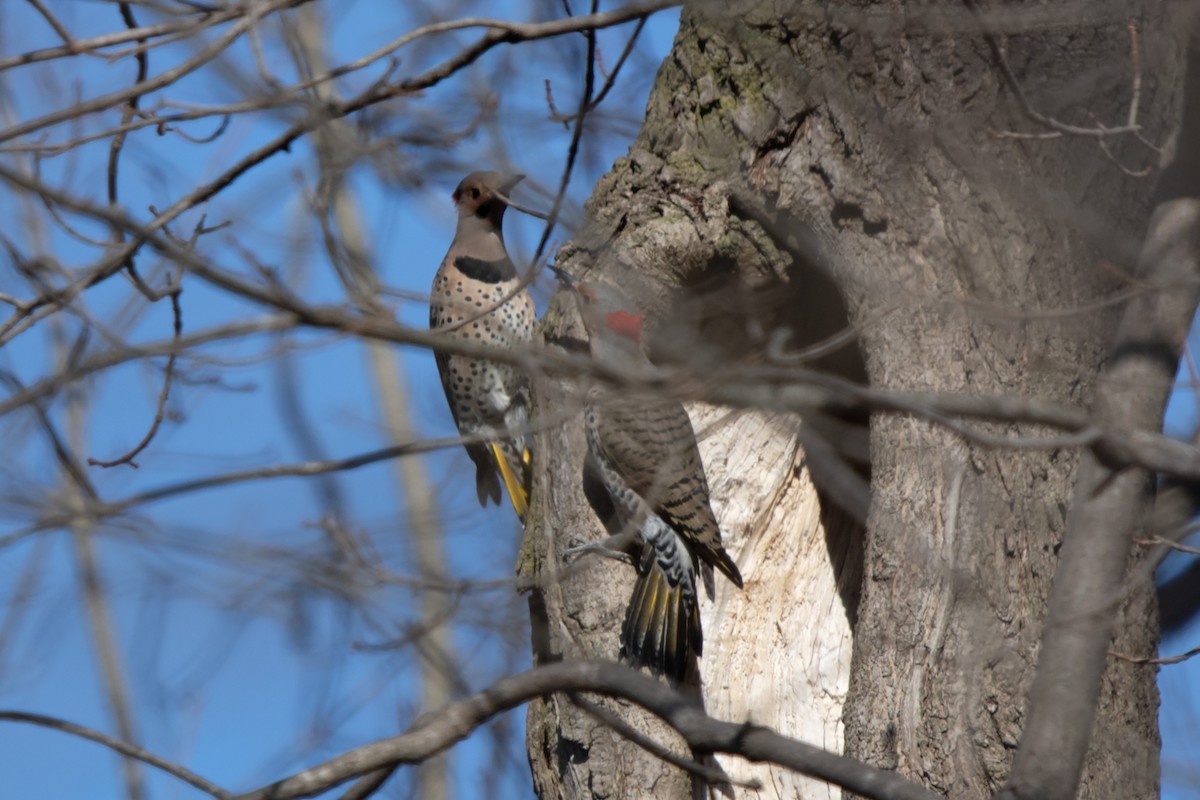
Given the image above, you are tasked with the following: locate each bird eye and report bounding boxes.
[471,187,481,199]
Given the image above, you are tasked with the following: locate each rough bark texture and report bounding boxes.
[524,1,1178,798]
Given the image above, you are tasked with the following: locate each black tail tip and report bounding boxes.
[619,568,702,686]
[619,641,689,687]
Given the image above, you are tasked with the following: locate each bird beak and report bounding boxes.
[496,174,553,222]
[548,263,576,290]
[499,173,526,195]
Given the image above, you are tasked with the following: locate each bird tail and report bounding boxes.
[490,442,530,523]
[620,550,702,685]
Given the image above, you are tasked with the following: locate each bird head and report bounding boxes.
[452,171,524,226]
[567,279,646,359]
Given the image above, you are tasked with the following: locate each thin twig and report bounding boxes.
[966,0,1150,142]
[1126,18,1142,130]
[88,288,182,468]
[1110,644,1200,666]
[1135,535,1200,558]
[0,314,295,418]
[533,0,600,265]
[0,0,307,145]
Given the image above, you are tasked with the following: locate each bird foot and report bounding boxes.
[562,532,637,566]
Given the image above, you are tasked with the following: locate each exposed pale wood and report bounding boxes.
[691,404,856,800]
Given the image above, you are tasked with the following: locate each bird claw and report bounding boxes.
[562,534,636,566]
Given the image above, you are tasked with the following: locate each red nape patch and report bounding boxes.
[605,310,643,343]
[452,190,461,203]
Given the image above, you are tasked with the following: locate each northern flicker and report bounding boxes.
[430,171,534,521]
[564,277,743,683]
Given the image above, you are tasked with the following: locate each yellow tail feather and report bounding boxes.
[620,566,698,684]
[490,442,529,522]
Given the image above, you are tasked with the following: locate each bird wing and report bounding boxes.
[429,257,531,519]
[592,396,743,588]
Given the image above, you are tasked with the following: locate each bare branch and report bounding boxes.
[0,711,231,800]
[0,12,241,73]
[232,660,939,800]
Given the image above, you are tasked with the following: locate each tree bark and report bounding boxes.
[524,2,1179,798]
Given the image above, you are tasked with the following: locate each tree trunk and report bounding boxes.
[524,2,1178,797]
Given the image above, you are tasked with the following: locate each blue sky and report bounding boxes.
[0,2,1196,799]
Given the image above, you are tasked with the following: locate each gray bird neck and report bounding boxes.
[453,215,508,261]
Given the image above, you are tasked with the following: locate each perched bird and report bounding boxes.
[564,277,743,683]
[429,171,534,521]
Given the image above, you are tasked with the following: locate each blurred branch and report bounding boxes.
[72,520,146,800]
[1142,533,1200,559]
[24,0,76,47]
[0,9,243,72]
[3,438,470,542]
[0,1,683,355]
[532,0,600,264]
[965,0,1152,144]
[0,314,296,418]
[275,0,680,104]
[6,171,1200,482]
[0,0,680,180]
[56,326,145,800]
[292,7,458,797]
[0,0,310,145]
[0,0,669,157]
[548,17,647,123]
[1002,197,1200,798]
